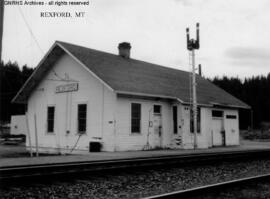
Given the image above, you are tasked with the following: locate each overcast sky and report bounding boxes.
[2,0,270,78]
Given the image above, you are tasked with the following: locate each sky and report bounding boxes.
[2,0,270,78]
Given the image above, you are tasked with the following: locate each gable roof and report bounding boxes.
[12,41,250,109]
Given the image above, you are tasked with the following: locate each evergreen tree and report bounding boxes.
[0,61,34,122]
[210,73,270,129]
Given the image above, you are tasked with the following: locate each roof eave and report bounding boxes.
[116,91,251,109]
[210,102,251,109]
[12,42,60,104]
[57,42,114,92]
[12,41,115,104]
[116,90,183,102]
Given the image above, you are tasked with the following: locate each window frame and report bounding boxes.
[77,103,87,134]
[47,105,55,134]
[153,105,161,115]
[212,110,223,118]
[226,114,237,119]
[131,103,141,134]
[173,106,178,134]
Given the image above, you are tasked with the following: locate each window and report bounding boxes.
[47,106,55,133]
[226,115,237,119]
[78,104,87,133]
[154,105,161,115]
[212,110,223,118]
[131,103,141,133]
[173,106,178,134]
[190,107,201,133]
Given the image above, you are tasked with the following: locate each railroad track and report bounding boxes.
[142,173,270,199]
[1,149,270,183]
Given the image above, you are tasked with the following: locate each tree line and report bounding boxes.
[210,73,270,129]
[0,61,34,123]
[0,61,269,129]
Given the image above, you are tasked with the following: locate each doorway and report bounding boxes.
[212,110,225,146]
[153,105,162,148]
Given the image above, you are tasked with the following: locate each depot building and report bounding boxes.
[13,41,250,153]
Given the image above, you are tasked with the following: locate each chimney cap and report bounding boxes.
[118,42,131,49]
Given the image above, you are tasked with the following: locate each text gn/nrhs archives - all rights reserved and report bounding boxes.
[4,1,90,18]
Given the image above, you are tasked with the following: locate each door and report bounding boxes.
[153,105,162,148]
[212,118,223,146]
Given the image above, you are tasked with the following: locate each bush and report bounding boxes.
[241,129,270,140]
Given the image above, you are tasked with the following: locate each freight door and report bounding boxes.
[153,105,162,148]
[212,118,223,146]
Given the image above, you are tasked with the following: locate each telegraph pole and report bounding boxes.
[0,1,4,62]
[186,23,200,149]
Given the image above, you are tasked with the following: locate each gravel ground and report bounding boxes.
[1,159,270,199]
[191,181,270,199]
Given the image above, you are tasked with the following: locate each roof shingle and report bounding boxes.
[13,41,250,109]
[58,41,249,108]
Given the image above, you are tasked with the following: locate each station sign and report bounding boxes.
[55,83,79,93]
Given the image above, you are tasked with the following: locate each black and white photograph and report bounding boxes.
[0,0,270,198]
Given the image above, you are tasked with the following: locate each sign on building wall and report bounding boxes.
[55,83,79,93]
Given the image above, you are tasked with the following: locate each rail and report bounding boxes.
[1,149,270,183]
[142,173,270,199]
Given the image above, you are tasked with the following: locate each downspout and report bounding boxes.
[64,87,69,153]
[113,92,117,151]
[34,114,39,156]
[101,84,104,139]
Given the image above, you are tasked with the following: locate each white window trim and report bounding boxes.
[76,101,88,135]
[211,109,224,119]
[153,104,162,116]
[46,104,56,134]
[130,102,142,135]
[172,105,178,135]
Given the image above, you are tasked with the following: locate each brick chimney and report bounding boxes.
[118,42,131,59]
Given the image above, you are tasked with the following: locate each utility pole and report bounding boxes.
[0,1,4,62]
[186,23,200,149]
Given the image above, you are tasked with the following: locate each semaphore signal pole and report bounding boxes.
[186,23,200,149]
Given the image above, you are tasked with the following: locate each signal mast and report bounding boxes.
[186,23,200,149]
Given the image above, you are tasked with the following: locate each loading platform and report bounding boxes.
[1,140,270,168]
